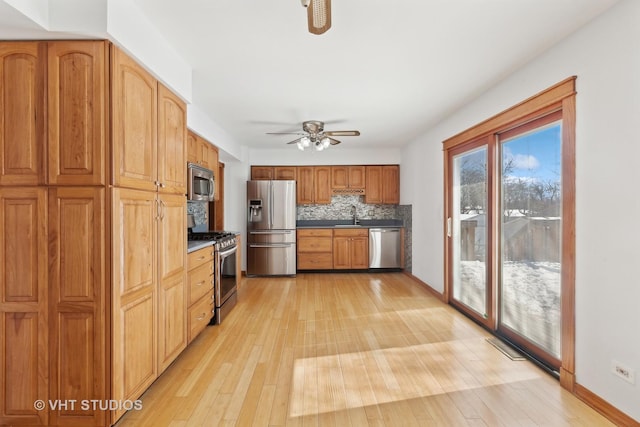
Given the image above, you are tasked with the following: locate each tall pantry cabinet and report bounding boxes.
[0,40,187,426]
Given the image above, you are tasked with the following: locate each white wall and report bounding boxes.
[401,0,640,420]
[248,147,401,166]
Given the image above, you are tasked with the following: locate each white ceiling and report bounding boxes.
[2,0,620,151]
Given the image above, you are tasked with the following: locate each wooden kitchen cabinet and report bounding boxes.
[158,83,187,195]
[296,166,314,204]
[157,193,187,372]
[187,131,220,200]
[48,187,107,426]
[365,165,400,204]
[331,166,365,190]
[297,228,333,269]
[314,166,332,204]
[251,166,274,180]
[110,188,158,421]
[187,246,214,343]
[0,42,45,186]
[297,165,331,204]
[275,166,296,180]
[333,228,369,269]
[48,41,107,186]
[111,46,158,192]
[0,40,189,427]
[0,188,48,426]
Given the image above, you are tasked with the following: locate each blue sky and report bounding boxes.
[502,122,562,182]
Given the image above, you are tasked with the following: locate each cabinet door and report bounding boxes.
[251,166,274,180]
[209,145,220,200]
[158,84,187,195]
[0,188,48,426]
[331,166,348,189]
[296,167,314,204]
[198,139,210,169]
[187,131,198,164]
[157,193,187,372]
[0,42,45,186]
[332,237,351,269]
[365,166,383,204]
[351,237,369,269]
[382,165,400,204]
[48,187,106,426]
[348,166,366,189]
[48,41,107,186]
[111,47,158,192]
[314,166,332,204]
[274,166,296,181]
[111,188,157,422]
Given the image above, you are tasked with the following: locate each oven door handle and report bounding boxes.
[218,245,237,257]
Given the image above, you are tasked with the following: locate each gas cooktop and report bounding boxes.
[187,231,237,250]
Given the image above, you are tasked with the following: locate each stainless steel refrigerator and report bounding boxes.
[247,180,297,276]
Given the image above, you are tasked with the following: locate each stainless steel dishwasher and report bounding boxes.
[369,228,403,269]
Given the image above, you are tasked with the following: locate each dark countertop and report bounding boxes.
[296,219,404,229]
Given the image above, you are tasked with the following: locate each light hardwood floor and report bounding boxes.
[115,273,614,426]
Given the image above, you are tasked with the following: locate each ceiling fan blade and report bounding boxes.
[286,137,304,145]
[328,137,341,145]
[307,0,331,35]
[324,130,360,137]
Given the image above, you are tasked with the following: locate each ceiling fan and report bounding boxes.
[267,120,360,151]
[301,0,331,35]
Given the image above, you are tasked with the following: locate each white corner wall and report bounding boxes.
[401,0,640,421]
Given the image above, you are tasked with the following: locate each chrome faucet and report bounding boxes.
[351,205,360,225]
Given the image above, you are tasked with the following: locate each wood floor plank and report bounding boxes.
[114,273,618,427]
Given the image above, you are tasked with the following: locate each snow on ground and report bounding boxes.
[456,260,561,357]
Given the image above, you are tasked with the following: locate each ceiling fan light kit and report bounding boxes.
[306,0,331,35]
[267,120,360,152]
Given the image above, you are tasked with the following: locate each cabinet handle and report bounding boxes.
[197,256,205,261]
[196,314,205,321]
[196,280,204,287]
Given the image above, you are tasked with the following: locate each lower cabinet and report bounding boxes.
[297,229,333,270]
[187,246,214,343]
[333,229,369,269]
[297,228,369,271]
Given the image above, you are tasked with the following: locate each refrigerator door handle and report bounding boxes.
[269,181,274,229]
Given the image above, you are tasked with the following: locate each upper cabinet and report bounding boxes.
[0,43,45,186]
[331,166,365,190]
[296,166,314,204]
[48,41,107,186]
[111,46,158,192]
[187,131,220,200]
[250,166,296,181]
[158,84,187,194]
[314,166,332,204]
[365,165,399,204]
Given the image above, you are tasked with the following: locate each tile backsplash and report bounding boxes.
[297,195,399,220]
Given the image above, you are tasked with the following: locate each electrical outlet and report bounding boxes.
[611,360,635,384]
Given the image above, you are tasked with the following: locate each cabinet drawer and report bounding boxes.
[188,293,214,343]
[188,246,214,271]
[333,228,369,237]
[298,237,333,252]
[188,262,213,305]
[297,228,332,238]
[298,253,333,270]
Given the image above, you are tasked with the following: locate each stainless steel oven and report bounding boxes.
[214,240,238,324]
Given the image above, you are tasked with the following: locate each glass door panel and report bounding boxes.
[451,146,489,320]
[499,120,562,362]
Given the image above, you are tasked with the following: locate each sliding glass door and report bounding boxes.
[498,114,563,366]
[449,140,493,327]
[446,111,567,371]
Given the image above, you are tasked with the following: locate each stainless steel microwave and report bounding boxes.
[187,162,215,201]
